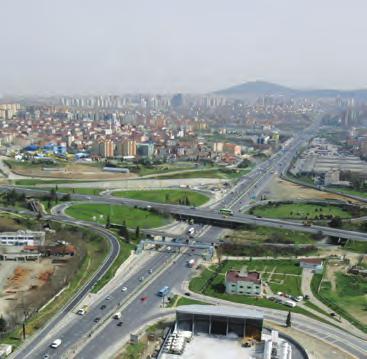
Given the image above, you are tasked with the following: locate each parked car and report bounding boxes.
[94,317,101,323]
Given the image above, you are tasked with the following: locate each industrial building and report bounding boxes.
[0,230,45,246]
[175,305,263,340]
[160,305,298,359]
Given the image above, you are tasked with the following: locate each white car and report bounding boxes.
[50,339,62,348]
[121,287,127,292]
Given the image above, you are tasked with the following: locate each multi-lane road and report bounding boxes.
[7,117,367,358]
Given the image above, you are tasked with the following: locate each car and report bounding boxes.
[94,317,101,323]
[139,276,144,282]
[148,269,153,274]
[100,305,106,310]
[50,339,62,348]
[105,296,112,300]
[330,312,337,317]
[141,296,148,302]
[121,286,127,292]
[43,354,50,359]
[184,292,191,296]
[117,321,124,326]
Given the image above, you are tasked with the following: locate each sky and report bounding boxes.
[1,0,367,95]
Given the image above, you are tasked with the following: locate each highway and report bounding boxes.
[8,115,367,359]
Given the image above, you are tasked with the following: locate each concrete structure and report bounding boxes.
[300,258,323,274]
[225,267,262,296]
[176,305,263,340]
[0,230,45,246]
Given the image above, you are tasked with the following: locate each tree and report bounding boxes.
[328,216,342,228]
[0,316,7,332]
[286,311,292,327]
[106,215,111,228]
[135,226,140,239]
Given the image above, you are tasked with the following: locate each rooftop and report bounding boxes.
[226,270,261,284]
[176,305,263,320]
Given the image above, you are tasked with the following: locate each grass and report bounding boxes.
[176,297,209,306]
[328,186,367,199]
[152,168,251,180]
[343,240,367,254]
[112,189,209,207]
[119,342,146,359]
[254,226,316,245]
[268,274,302,296]
[0,225,109,348]
[251,202,353,220]
[91,238,135,293]
[14,179,100,186]
[65,203,171,228]
[303,300,333,318]
[57,187,102,196]
[311,268,367,333]
[214,259,302,275]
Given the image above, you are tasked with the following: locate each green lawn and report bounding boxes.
[65,203,171,228]
[328,186,367,199]
[318,273,367,331]
[14,179,100,186]
[57,187,102,196]
[251,202,353,220]
[152,168,251,180]
[254,226,317,245]
[176,297,209,306]
[343,240,367,254]
[112,189,209,207]
[214,259,302,275]
[268,274,302,296]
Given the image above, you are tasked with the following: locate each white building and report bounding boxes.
[0,230,45,246]
[225,267,262,296]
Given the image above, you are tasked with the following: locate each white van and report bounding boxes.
[50,339,62,348]
[113,312,122,320]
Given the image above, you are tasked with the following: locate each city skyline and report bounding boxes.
[1,0,367,95]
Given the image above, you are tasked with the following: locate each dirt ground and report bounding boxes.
[263,177,363,204]
[10,162,138,180]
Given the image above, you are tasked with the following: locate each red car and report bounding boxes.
[141,296,148,302]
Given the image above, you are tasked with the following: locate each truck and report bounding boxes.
[113,312,122,320]
[77,305,89,316]
[187,227,195,237]
[187,259,195,268]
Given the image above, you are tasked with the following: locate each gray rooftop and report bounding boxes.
[176,305,264,320]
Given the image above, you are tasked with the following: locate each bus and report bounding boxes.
[158,286,170,297]
[219,208,233,216]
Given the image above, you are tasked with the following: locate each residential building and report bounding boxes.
[94,140,115,158]
[225,267,262,296]
[118,139,137,157]
[299,258,324,273]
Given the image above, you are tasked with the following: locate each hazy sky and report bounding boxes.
[1,0,367,95]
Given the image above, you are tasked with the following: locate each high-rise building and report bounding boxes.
[117,140,137,157]
[94,140,115,158]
